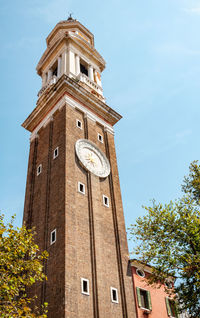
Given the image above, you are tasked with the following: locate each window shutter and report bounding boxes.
[165,298,172,316]
[173,301,178,318]
[147,291,152,310]
[136,287,142,307]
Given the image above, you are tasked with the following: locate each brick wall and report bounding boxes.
[23,100,136,318]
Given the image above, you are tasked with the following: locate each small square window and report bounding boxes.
[98,133,103,143]
[103,195,109,207]
[50,229,56,245]
[53,147,59,159]
[76,119,82,129]
[111,287,118,303]
[81,278,89,295]
[78,182,85,194]
[37,164,42,176]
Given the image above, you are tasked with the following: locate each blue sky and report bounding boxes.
[1,0,200,251]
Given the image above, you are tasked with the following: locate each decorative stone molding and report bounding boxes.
[84,112,96,122]
[77,73,103,96]
[104,126,115,135]
[30,94,114,140]
[43,115,53,128]
[30,133,39,143]
[38,76,57,98]
[64,95,113,133]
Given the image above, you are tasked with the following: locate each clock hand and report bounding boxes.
[86,153,96,165]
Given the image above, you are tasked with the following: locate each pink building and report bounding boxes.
[131,260,177,318]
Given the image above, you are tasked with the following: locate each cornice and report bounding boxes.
[130,260,152,274]
[29,94,114,142]
[22,75,122,133]
[46,20,95,47]
[37,34,105,75]
[37,37,66,74]
[69,33,105,66]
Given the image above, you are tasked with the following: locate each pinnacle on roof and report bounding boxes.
[67,13,76,22]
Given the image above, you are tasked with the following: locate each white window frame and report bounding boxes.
[81,278,89,295]
[98,133,103,143]
[103,195,109,207]
[37,164,42,176]
[50,229,56,245]
[53,147,59,159]
[111,287,119,303]
[78,182,85,194]
[76,119,82,129]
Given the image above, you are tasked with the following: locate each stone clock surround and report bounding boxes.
[75,139,110,178]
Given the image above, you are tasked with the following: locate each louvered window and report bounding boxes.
[165,298,177,317]
[136,287,152,310]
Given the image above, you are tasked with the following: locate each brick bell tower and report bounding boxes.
[22,16,136,318]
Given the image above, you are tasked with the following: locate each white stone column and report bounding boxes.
[66,49,70,75]
[48,69,52,81]
[75,54,80,76]
[69,50,76,75]
[57,56,62,78]
[42,73,46,87]
[88,65,94,81]
[61,51,67,75]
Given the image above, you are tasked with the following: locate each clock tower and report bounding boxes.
[22,17,136,318]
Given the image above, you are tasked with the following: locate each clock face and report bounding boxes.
[75,139,110,178]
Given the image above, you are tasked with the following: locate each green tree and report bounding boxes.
[0,214,48,317]
[129,161,200,317]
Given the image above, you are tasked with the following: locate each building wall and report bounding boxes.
[131,266,171,318]
[23,107,66,317]
[64,103,136,317]
[23,99,136,318]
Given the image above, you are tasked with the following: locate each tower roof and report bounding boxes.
[36,18,105,76]
[46,17,95,47]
